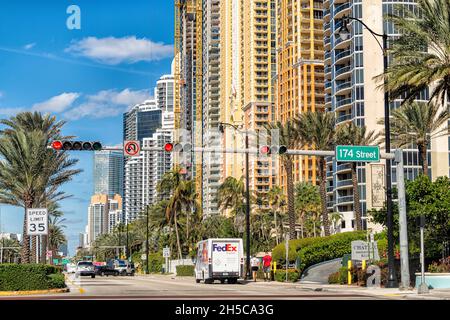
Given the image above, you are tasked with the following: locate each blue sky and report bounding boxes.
[0,0,174,255]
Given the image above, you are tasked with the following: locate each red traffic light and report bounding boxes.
[164,143,174,152]
[51,140,63,150]
[260,145,270,154]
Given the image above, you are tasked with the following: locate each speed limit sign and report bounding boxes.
[27,208,48,235]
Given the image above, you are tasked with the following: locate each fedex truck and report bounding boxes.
[195,238,244,284]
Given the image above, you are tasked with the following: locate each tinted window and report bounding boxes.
[78,262,93,266]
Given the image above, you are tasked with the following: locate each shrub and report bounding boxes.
[428,256,450,273]
[297,231,367,271]
[328,271,340,284]
[272,237,321,263]
[176,265,195,276]
[148,253,165,273]
[274,269,299,282]
[0,264,65,291]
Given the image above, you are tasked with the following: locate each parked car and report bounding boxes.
[95,265,119,277]
[75,261,95,278]
[107,259,135,276]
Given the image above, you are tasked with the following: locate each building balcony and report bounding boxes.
[334,65,352,80]
[334,2,351,19]
[336,163,352,173]
[336,179,352,189]
[336,112,353,123]
[335,81,352,95]
[335,49,351,64]
[335,98,352,111]
[337,195,354,205]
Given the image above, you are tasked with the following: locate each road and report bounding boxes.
[0,274,396,300]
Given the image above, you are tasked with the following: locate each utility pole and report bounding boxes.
[418,215,429,294]
[245,132,251,279]
[395,149,410,289]
[145,205,149,275]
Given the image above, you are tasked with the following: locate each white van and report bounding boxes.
[195,238,244,284]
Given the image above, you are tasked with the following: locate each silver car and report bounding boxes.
[75,261,96,278]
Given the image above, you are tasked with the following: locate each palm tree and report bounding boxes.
[294,182,321,238]
[40,201,64,263]
[377,102,449,177]
[48,216,67,263]
[264,120,300,240]
[217,176,246,224]
[296,111,336,236]
[336,123,376,231]
[378,0,450,105]
[266,186,286,244]
[329,212,344,234]
[0,112,80,263]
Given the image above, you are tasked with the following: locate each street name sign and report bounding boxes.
[26,208,48,235]
[124,140,140,157]
[351,240,380,261]
[336,145,380,162]
[163,247,170,258]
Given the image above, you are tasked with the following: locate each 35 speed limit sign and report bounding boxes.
[27,208,48,235]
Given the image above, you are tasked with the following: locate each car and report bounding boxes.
[75,261,96,278]
[107,259,135,276]
[95,265,119,277]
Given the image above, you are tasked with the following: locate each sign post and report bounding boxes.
[336,145,380,162]
[285,233,289,282]
[163,247,170,274]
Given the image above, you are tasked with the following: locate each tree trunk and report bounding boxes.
[284,158,296,240]
[31,236,37,263]
[173,212,182,260]
[418,143,428,177]
[318,157,331,236]
[21,206,31,264]
[313,222,316,238]
[351,162,362,231]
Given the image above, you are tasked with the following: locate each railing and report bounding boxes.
[335,65,351,77]
[337,195,354,204]
[336,163,352,172]
[336,179,352,188]
[334,2,351,16]
[335,50,351,62]
[335,97,352,108]
[335,81,352,93]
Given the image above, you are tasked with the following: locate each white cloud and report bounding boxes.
[0,107,25,116]
[65,36,173,65]
[32,92,80,113]
[63,89,151,120]
[23,43,36,50]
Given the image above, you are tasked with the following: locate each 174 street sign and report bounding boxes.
[27,208,48,235]
[336,145,380,162]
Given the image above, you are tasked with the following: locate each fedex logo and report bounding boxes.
[213,243,237,252]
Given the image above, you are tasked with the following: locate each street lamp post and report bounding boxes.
[219,122,251,279]
[337,16,398,287]
[145,205,149,275]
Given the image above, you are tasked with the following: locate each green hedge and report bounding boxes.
[272,237,320,263]
[274,269,300,282]
[297,231,367,271]
[0,264,65,291]
[176,265,195,276]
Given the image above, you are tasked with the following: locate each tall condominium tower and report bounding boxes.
[277,0,325,187]
[241,0,279,196]
[175,0,204,203]
[324,0,449,233]
[93,150,124,197]
[201,0,222,216]
[87,194,122,244]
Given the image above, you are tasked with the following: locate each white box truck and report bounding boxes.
[195,238,244,284]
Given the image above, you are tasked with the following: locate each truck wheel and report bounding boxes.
[91,275,95,279]
[205,279,213,284]
[220,279,225,284]
[195,279,201,283]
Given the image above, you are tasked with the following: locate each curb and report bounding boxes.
[0,288,69,296]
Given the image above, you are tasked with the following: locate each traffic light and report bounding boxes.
[260,145,288,155]
[163,142,192,153]
[50,140,102,151]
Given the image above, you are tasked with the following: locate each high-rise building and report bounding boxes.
[87,194,122,245]
[241,0,279,196]
[175,0,204,206]
[323,0,450,232]
[277,0,325,187]
[201,0,222,216]
[93,150,124,197]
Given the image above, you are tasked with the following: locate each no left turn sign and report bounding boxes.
[124,140,140,157]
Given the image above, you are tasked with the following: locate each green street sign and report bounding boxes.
[335,145,380,162]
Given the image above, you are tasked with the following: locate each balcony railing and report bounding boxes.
[336,179,352,188]
[337,195,354,204]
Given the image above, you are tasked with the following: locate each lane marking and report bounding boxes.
[64,274,85,294]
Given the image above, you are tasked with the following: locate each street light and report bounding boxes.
[219,122,251,279]
[336,15,398,288]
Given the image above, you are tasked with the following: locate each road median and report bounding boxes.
[0,288,69,296]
